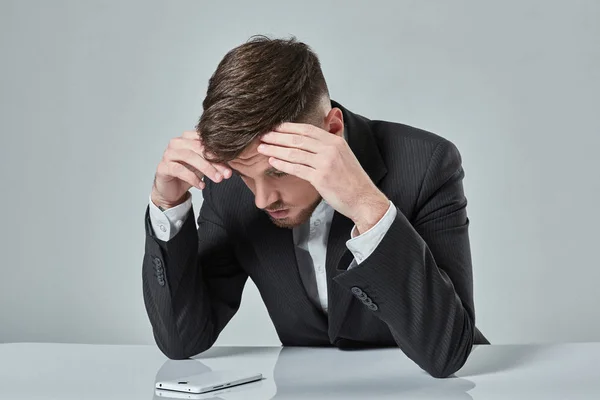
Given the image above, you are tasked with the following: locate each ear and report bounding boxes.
[324,107,344,137]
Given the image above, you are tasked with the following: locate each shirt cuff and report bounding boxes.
[148,192,193,241]
[346,201,397,267]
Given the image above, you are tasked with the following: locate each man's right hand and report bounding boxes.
[151,130,232,210]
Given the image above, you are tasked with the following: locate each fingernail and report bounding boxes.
[215,173,222,181]
[257,144,265,151]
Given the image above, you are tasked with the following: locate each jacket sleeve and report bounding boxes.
[333,139,486,378]
[142,186,247,359]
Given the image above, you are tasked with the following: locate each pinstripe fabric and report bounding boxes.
[142,100,488,378]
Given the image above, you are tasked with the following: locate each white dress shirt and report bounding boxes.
[149,193,397,314]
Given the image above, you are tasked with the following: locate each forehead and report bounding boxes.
[228,139,262,168]
[227,138,279,175]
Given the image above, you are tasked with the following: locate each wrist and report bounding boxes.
[351,190,390,235]
[152,191,190,211]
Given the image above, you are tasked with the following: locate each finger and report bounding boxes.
[171,137,231,180]
[268,157,315,182]
[161,160,205,190]
[178,132,232,178]
[166,148,223,183]
[273,122,327,140]
[257,144,317,167]
[179,161,205,183]
[260,132,322,153]
[202,149,232,178]
[211,163,232,178]
[219,166,232,178]
[181,130,200,139]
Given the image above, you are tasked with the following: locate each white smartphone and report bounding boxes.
[155,370,263,394]
[155,379,263,399]
[155,389,218,399]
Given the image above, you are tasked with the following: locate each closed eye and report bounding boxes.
[229,167,287,179]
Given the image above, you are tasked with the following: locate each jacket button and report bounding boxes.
[367,303,378,311]
[351,287,363,296]
[152,257,162,267]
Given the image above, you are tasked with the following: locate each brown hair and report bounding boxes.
[196,35,330,163]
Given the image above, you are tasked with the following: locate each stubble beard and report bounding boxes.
[266,196,323,229]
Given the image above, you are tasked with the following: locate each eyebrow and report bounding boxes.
[228,166,285,177]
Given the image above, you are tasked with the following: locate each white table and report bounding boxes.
[1,343,598,399]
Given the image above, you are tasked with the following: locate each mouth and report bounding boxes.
[266,209,289,219]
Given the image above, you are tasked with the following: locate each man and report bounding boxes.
[143,35,489,379]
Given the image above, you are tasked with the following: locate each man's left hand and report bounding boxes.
[258,122,390,234]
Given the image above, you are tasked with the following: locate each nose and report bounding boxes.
[254,180,279,210]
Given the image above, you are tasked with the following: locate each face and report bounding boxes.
[227,105,344,229]
[228,138,322,228]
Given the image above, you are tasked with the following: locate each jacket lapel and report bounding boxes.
[326,100,388,342]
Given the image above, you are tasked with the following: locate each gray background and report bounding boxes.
[1,0,599,346]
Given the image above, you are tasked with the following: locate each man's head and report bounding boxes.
[197,35,344,228]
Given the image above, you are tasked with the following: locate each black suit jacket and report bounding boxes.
[142,100,489,378]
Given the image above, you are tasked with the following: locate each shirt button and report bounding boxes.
[175,220,183,229]
[314,219,321,226]
[159,224,167,232]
